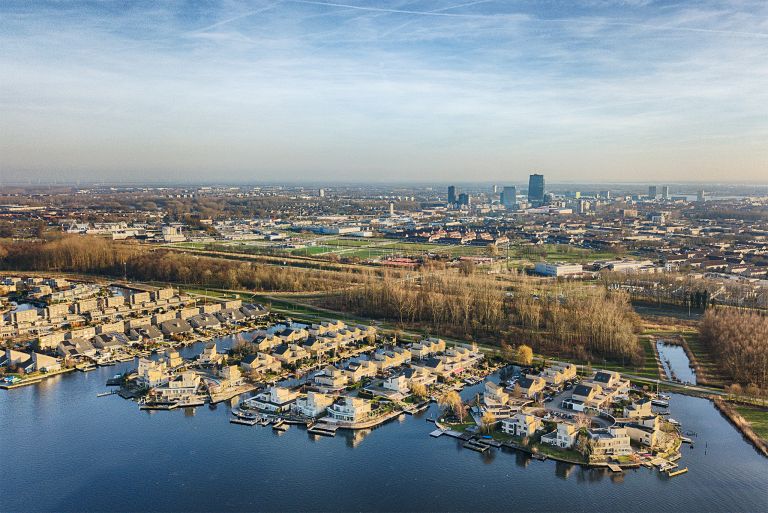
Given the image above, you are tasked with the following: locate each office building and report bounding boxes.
[661,186,670,200]
[528,174,545,205]
[697,190,706,202]
[458,192,470,207]
[447,185,457,205]
[501,186,517,209]
[648,186,657,198]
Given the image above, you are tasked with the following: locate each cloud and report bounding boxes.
[0,0,766,183]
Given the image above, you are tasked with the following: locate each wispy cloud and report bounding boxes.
[0,0,766,182]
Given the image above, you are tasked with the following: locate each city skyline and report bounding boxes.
[1,0,767,183]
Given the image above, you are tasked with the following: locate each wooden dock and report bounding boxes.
[667,467,688,477]
[607,464,623,473]
[230,417,259,426]
[463,439,491,453]
[308,422,339,437]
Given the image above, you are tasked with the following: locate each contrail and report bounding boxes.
[191,1,284,33]
[285,0,768,38]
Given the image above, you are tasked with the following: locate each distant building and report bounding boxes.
[457,192,470,207]
[661,185,670,200]
[697,190,706,202]
[534,262,584,277]
[648,185,657,198]
[447,185,457,205]
[528,173,545,205]
[599,190,611,199]
[318,188,325,198]
[501,186,517,209]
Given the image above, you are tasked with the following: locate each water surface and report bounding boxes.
[1,336,766,512]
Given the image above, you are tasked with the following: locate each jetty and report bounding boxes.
[463,439,492,453]
[230,416,259,426]
[308,422,339,437]
[667,467,689,477]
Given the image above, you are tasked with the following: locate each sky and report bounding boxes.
[1,0,767,184]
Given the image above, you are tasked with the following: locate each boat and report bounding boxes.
[233,408,258,420]
[668,418,680,426]
[651,399,669,407]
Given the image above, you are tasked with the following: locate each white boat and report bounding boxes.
[652,399,669,407]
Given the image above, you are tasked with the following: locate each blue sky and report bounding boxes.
[1,0,766,183]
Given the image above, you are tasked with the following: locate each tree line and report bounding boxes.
[700,308,768,389]
[327,270,643,363]
[0,235,366,293]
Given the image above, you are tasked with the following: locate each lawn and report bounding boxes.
[734,405,768,440]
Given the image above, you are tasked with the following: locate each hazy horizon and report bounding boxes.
[1,0,767,183]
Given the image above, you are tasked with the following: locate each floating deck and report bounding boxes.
[230,417,259,426]
[308,423,339,437]
[667,467,688,477]
[463,440,491,453]
[607,464,623,473]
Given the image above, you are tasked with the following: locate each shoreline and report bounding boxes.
[712,396,768,458]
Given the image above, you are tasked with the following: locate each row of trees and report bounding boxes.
[0,235,365,293]
[700,308,768,389]
[329,270,643,363]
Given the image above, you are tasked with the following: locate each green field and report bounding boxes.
[735,405,768,440]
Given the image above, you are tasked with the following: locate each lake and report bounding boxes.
[1,334,766,512]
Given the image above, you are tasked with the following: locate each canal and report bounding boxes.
[1,334,766,512]
[657,340,697,385]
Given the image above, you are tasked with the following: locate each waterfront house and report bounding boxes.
[372,346,411,371]
[517,375,546,399]
[483,381,513,418]
[501,413,543,438]
[571,383,602,405]
[588,370,630,396]
[252,333,282,352]
[623,421,661,449]
[219,365,243,387]
[309,320,346,337]
[239,303,269,320]
[250,386,299,412]
[57,337,96,358]
[314,365,349,391]
[623,398,653,419]
[541,421,579,449]
[410,337,446,359]
[277,327,309,343]
[326,397,375,424]
[540,362,578,386]
[1,349,35,373]
[382,373,409,395]
[272,343,310,366]
[188,313,221,330]
[159,318,193,338]
[214,308,246,324]
[294,391,335,418]
[410,356,445,376]
[240,352,281,374]
[402,367,438,388]
[302,335,337,357]
[344,360,378,381]
[198,342,225,366]
[151,371,201,401]
[137,358,170,388]
[587,426,632,459]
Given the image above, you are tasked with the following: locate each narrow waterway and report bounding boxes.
[1,332,766,512]
[657,340,697,385]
